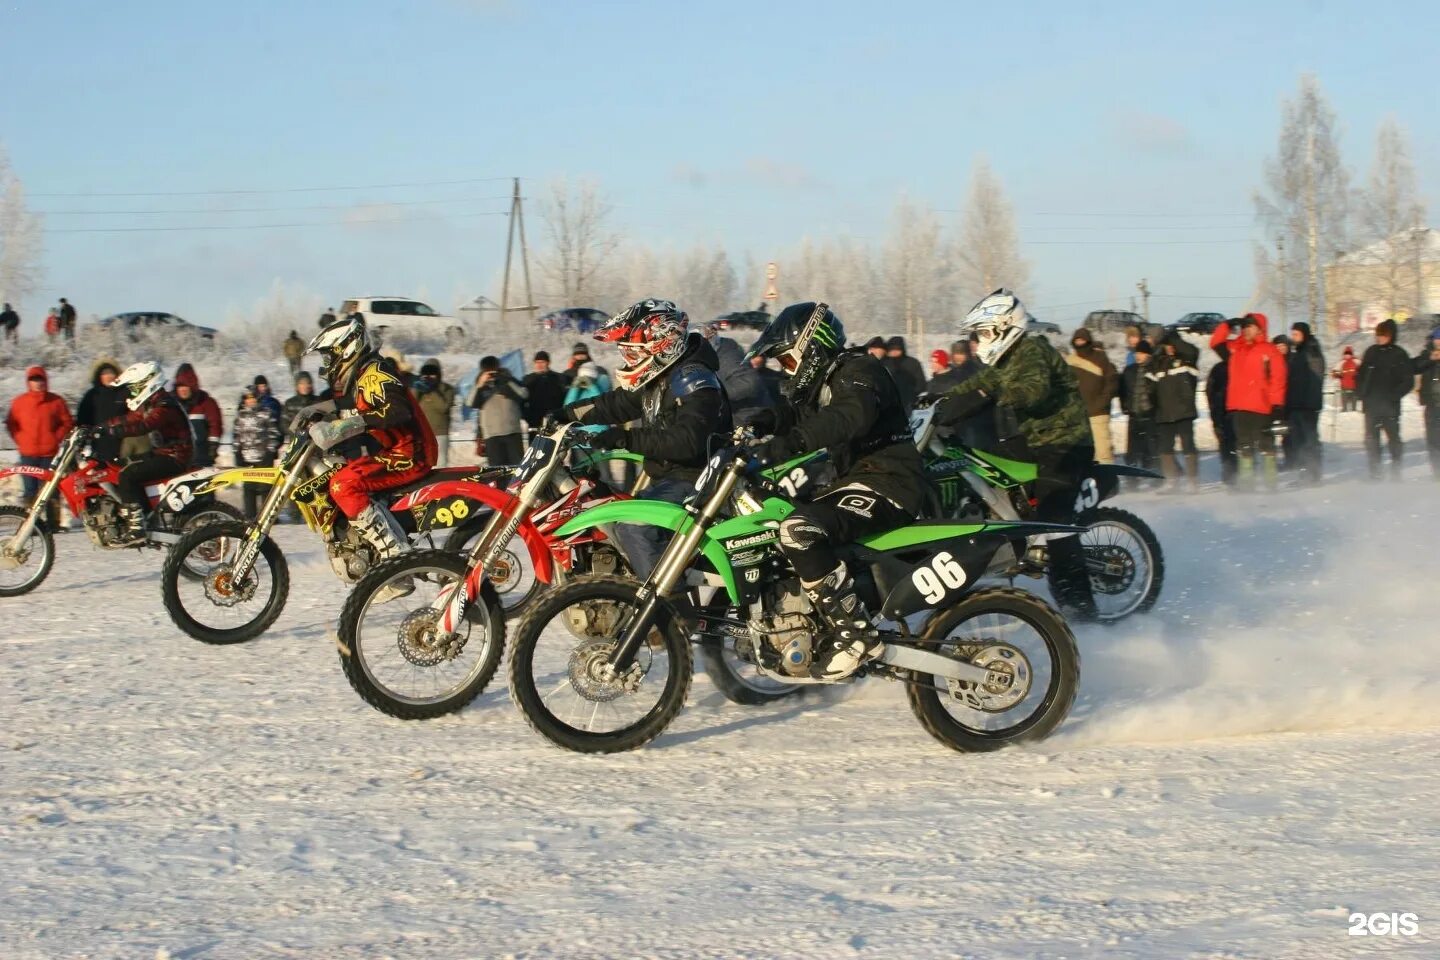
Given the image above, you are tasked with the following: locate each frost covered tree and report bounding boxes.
[1353,118,1428,315]
[1255,74,1350,331]
[536,178,620,305]
[953,156,1029,305]
[0,144,44,308]
[881,196,946,339]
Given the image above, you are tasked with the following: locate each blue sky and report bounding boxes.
[3,0,1437,327]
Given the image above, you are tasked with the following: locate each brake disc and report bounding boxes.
[203,565,256,607]
[395,608,463,667]
[567,638,649,702]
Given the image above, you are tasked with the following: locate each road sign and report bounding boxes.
[763,261,779,300]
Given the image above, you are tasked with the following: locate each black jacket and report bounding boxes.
[0,308,17,329]
[765,351,930,516]
[1205,354,1229,425]
[1149,336,1200,424]
[521,369,568,428]
[76,368,130,462]
[1286,335,1327,411]
[1357,342,1414,410]
[1416,353,1440,409]
[711,335,769,417]
[566,334,732,482]
[882,355,926,411]
[1120,360,1155,419]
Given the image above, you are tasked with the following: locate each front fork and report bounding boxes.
[6,458,72,553]
[230,466,305,581]
[606,462,741,672]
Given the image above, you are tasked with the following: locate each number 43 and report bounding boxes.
[911,550,967,605]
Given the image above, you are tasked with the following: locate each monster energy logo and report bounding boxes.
[800,301,833,350]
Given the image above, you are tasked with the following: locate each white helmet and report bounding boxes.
[957,289,1030,366]
[307,314,370,390]
[114,361,164,411]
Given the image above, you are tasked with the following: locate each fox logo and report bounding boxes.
[355,362,400,416]
[376,452,415,473]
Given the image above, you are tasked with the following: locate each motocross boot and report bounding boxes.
[802,562,881,681]
[354,502,413,602]
[113,504,147,546]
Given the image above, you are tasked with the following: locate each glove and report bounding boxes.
[752,433,794,467]
[594,426,628,450]
[934,389,990,426]
[741,408,778,435]
[555,404,577,424]
[289,400,337,435]
[308,415,365,451]
[105,420,127,438]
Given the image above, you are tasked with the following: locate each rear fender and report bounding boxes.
[555,499,740,603]
[1082,462,1160,507]
[197,466,283,494]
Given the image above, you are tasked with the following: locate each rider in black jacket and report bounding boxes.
[561,299,732,574]
[746,302,930,680]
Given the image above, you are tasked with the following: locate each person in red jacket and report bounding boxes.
[102,362,195,543]
[173,362,223,467]
[1334,346,1359,411]
[5,365,74,502]
[1210,313,1287,490]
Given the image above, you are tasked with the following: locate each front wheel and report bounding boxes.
[172,500,247,581]
[338,550,506,719]
[907,587,1079,752]
[161,521,289,644]
[445,518,544,618]
[508,576,692,753]
[0,505,55,597]
[1052,505,1164,621]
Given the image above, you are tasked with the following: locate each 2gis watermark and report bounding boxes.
[1347,912,1420,937]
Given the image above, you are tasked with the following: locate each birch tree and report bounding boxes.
[536,178,620,305]
[1355,117,1427,315]
[0,144,44,308]
[881,196,946,339]
[953,155,1030,305]
[1254,74,1350,332]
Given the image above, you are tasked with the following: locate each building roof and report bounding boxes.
[1333,227,1440,266]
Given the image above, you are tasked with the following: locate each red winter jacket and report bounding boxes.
[1336,355,1358,391]
[174,363,223,462]
[109,391,194,465]
[6,366,74,457]
[1210,314,1287,415]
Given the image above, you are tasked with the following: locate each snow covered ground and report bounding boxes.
[3,444,1439,959]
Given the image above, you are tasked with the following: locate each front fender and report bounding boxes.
[397,478,554,584]
[0,464,54,482]
[556,499,740,604]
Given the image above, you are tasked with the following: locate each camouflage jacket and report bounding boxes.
[941,335,1092,451]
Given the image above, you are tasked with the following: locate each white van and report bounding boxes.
[339,297,466,346]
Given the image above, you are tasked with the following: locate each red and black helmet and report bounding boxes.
[596,299,690,391]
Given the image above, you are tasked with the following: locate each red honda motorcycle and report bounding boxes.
[0,426,241,597]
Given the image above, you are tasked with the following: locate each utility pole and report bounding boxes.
[498,177,537,334]
[1136,278,1150,322]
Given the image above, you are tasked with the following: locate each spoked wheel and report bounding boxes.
[1061,506,1165,621]
[338,550,506,719]
[160,521,288,644]
[907,587,1079,752]
[445,521,544,618]
[174,502,247,581]
[509,576,691,753]
[0,505,55,597]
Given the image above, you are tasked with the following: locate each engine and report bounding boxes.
[326,529,377,583]
[748,578,820,678]
[82,499,125,548]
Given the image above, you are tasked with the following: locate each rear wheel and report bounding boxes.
[0,505,55,597]
[1051,506,1164,621]
[508,576,691,753]
[338,550,506,719]
[161,521,289,644]
[907,587,1079,752]
[173,501,246,581]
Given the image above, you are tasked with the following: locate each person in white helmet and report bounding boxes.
[99,362,195,543]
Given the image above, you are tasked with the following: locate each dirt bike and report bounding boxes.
[910,405,1165,621]
[506,441,1083,754]
[334,422,632,719]
[0,426,240,597]
[158,432,497,645]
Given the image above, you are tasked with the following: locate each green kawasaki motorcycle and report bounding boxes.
[506,443,1083,754]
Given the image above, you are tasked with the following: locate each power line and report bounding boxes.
[29,175,518,199]
[36,194,519,216]
[1022,238,1255,246]
[47,211,511,234]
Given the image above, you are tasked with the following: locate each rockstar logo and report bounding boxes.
[354,361,400,417]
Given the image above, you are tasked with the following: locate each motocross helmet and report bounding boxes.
[596,299,690,392]
[745,301,844,406]
[307,313,370,391]
[957,289,1030,366]
[114,361,164,411]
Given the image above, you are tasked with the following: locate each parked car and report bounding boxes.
[340,297,465,346]
[1081,309,1148,334]
[1026,319,1063,337]
[95,311,217,341]
[538,308,609,333]
[1167,312,1227,336]
[716,310,772,331]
